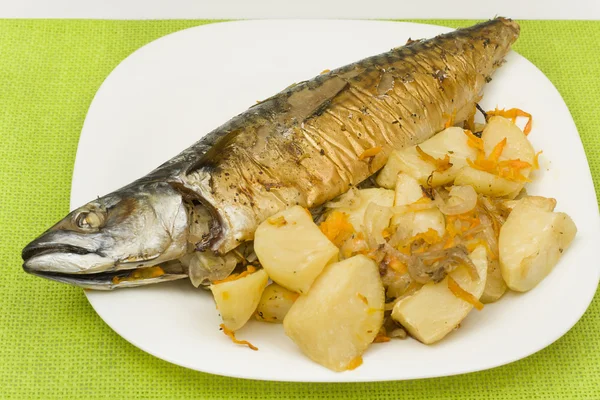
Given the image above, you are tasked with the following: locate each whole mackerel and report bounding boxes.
[22,18,520,289]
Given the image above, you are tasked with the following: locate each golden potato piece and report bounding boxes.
[499,198,577,292]
[454,166,522,197]
[391,246,488,344]
[211,269,269,331]
[283,255,384,371]
[255,283,298,323]
[254,206,339,294]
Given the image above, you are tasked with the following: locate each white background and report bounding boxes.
[0,0,599,19]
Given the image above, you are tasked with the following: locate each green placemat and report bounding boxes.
[1,19,599,399]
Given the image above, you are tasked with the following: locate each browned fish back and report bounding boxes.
[169,18,520,253]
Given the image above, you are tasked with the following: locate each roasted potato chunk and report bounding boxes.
[254,206,339,294]
[255,283,298,323]
[283,255,384,371]
[211,269,269,331]
[391,246,488,344]
[499,198,576,292]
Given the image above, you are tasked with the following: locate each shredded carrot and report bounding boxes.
[489,138,507,162]
[416,146,453,173]
[319,211,355,247]
[346,356,363,370]
[358,146,383,160]
[213,265,257,285]
[443,236,455,249]
[466,135,533,182]
[533,150,542,170]
[409,228,442,245]
[267,215,287,227]
[373,334,391,343]
[112,266,165,284]
[320,69,331,74]
[487,107,533,135]
[463,130,485,152]
[220,324,258,351]
[447,276,484,310]
[400,228,442,255]
[357,293,368,305]
[388,256,408,274]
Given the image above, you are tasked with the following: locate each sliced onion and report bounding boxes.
[363,203,393,249]
[188,251,238,287]
[434,185,477,215]
[382,242,411,264]
[407,245,479,284]
[339,233,369,259]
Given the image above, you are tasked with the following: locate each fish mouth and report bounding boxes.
[23,263,188,290]
[22,243,188,290]
[22,243,93,261]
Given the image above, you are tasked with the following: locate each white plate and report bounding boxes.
[73,20,600,382]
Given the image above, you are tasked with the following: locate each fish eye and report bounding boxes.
[74,209,106,230]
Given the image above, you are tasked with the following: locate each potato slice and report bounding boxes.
[331,188,394,234]
[392,173,445,238]
[211,269,269,331]
[499,198,577,292]
[283,255,384,371]
[455,117,537,197]
[391,246,488,344]
[254,206,338,294]
[255,283,299,323]
[483,116,535,164]
[479,259,507,304]
[454,166,521,197]
[377,127,478,188]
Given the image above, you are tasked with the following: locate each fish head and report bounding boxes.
[22,181,190,289]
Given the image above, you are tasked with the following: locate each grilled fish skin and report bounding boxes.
[22,18,520,289]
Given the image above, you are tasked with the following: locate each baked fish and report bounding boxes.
[22,18,520,289]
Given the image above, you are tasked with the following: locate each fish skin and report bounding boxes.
[155,17,520,254]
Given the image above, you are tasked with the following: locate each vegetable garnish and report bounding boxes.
[533,150,542,170]
[467,137,532,182]
[220,324,258,351]
[447,276,484,310]
[464,129,484,151]
[486,107,533,135]
[416,146,453,173]
[213,266,257,284]
[319,211,355,247]
[373,333,391,343]
[346,356,363,370]
[359,146,383,160]
[111,266,165,284]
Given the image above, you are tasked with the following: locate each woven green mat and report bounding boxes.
[1,19,599,399]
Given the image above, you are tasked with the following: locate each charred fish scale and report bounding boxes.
[23,18,519,289]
